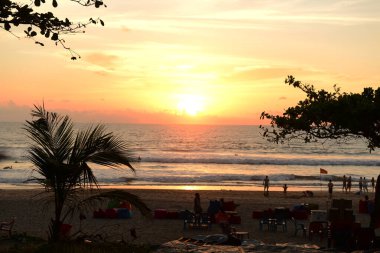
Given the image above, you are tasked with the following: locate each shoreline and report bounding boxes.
[0,182,362,193]
[0,188,374,248]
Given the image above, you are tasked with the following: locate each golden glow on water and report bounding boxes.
[100,184,318,192]
[182,185,197,190]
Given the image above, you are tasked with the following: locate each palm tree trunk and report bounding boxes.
[371,174,380,228]
[50,189,65,241]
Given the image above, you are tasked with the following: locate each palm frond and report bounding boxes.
[70,125,136,171]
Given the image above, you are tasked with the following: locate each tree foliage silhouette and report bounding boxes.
[261,75,380,151]
[24,104,150,241]
[260,75,380,228]
[0,0,106,59]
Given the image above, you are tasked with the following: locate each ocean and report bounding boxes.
[0,122,379,191]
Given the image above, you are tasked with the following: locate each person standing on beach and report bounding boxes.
[194,193,202,224]
[328,179,334,199]
[363,177,368,193]
[371,177,376,192]
[359,177,363,194]
[347,176,352,193]
[283,184,288,196]
[342,175,347,192]
[263,176,269,196]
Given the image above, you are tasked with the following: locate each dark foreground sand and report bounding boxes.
[0,188,374,249]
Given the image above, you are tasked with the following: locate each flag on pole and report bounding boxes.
[320,168,328,174]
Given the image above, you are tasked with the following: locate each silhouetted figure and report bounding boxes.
[359,177,363,194]
[328,179,334,199]
[263,176,269,196]
[194,193,202,224]
[342,175,347,192]
[347,176,352,192]
[283,184,288,195]
[371,177,375,192]
[363,177,368,193]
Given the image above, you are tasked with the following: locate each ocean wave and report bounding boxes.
[117,173,343,184]
[140,156,380,166]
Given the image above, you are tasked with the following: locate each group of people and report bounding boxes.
[262,176,288,196]
[261,175,376,199]
[328,175,376,199]
[342,175,376,194]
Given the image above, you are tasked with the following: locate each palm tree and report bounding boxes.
[24,104,150,241]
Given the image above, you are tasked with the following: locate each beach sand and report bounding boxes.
[0,188,374,249]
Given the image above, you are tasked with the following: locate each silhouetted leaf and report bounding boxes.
[35,41,44,46]
[30,31,37,37]
[4,23,11,31]
[34,0,41,6]
[71,56,77,60]
[99,19,104,26]
[51,33,58,41]
[27,26,32,32]
[45,30,50,38]
[52,0,58,7]
[95,0,102,8]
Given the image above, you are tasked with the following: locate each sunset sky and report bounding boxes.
[1,0,379,125]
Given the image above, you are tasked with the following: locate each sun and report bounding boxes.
[177,94,204,116]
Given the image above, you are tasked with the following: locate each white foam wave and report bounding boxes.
[141,156,380,166]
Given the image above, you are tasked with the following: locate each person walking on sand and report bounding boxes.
[371,177,376,192]
[347,176,352,193]
[342,175,347,192]
[263,176,269,196]
[363,177,368,193]
[194,193,202,224]
[328,179,334,199]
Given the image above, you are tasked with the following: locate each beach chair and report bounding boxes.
[308,221,327,241]
[183,211,211,230]
[0,218,15,237]
[259,209,272,231]
[183,210,195,229]
[292,210,308,237]
[274,208,289,232]
[200,213,212,229]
